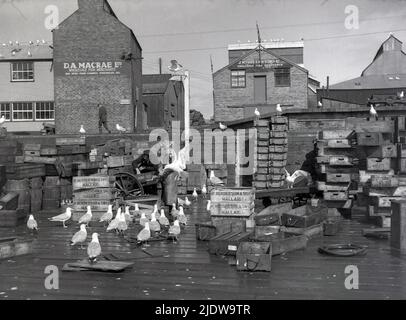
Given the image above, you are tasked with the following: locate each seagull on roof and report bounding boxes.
[49,208,72,228]
[276,104,283,114]
[79,125,86,134]
[70,224,87,248]
[27,214,38,233]
[168,60,183,73]
[87,233,101,264]
[254,108,261,117]
[116,124,127,133]
[210,170,224,186]
[0,115,6,125]
[370,105,378,119]
[219,122,227,130]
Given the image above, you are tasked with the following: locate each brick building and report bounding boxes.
[213,41,315,122]
[53,0,143,134]
[319,35,406,104]
[142,74,185,131]
[0,42,54,132]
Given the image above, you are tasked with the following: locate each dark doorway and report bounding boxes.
[254,76,267,103]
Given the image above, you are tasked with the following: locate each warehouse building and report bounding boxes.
[213,40,316,122]
[53,0,143,134]
[142,74,185,131]
[0,42,54,132]
[318,34,406,104]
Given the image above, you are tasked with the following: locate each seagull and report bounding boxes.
[284,169,309,189]
[219,122,227,130]
[87,233,101,264]
[49,208,72,228]
[276,104,283,114]
[27,215,38,232]
[171,203,179,218]
[159,209,170,227]
[139,212,149,227]
[400,91,404,99]
[206,200,211,212]
[202,184,207,198]
[169,220,181,241]
[254,108,260,117]
[78,206,92,226]
[133,203,140,216]
[370,105,377,119]
[168,60,183,73]
[79,125,86,135]
[117,210,128,234]
[124,206,132,224]
[318,101,323,107]
[99,204,113,224]
[137,222,151,243]
[184,197,191,206]
[177,198,185,207]
[163,146,188,175]
[177,206,187,225]
[192,188,198,200]
[70,224,87,248]
[116,124,127,133]
[149,213,161,232]
[106,208,121,232]
[0,115,5,125]
[210,170,224,186]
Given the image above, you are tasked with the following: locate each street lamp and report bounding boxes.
[168,60,190,151]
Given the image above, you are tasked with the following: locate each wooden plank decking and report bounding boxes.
[0,199,405,300]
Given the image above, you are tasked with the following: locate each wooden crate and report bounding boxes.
[254,119,269,127]
[357,132,383,146]
[40,147,58,156]
[73,188,112,200]
[270,159,287,167]
[257,153,269,161]
[269,131,287,138]
[23,156,57,165]
[269,138,288,145]
[327,139,351,148]
[257,146,269,154]
[269,145,288,153]
[23,144,41,151]
[0,192,19,210]
[270,124,288,131]
[208,230,252,256]
[281,204,327,228]
[390,200,406,253]
[329,156,353,166]
[257,140,269,147]
[253,181,267,189]
[211,216,248,233]
[370,175,399,188]
[267,181,284,188]
[369,144,397,158]
[281,224,324,239]
[269,167,285,174]
[236,242,272,272]
[254,174,268,182]
[72,176,111,190]
[255,202,292,226]
[269,153,287,161]
[326,173,351,183]
[24,150,40,157]
[367,158,391,171]
[270,116,288,124]
[324,191,348,201]
[6,164,45,180]
[0,237,33,259]
[257,132,270,141]
[318,130,354,140]
[265,232,307,256]
[0,209,27,227]
[323,218,342,236]
[56,137,86,146]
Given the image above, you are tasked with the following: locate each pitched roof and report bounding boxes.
[329,74,406,90]
[142,74,173,95]
[213,44,308,76]
[0,43,53,61]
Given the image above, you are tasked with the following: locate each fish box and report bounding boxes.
[236,242,272,272]
[269,131,288,138]
[329,156,353,166]
[73,176,111,190]
[270,124,288,131]
[282,224,324,239]
[23,156,57,165]
[210,202,254,217]
[6,164,45,180]
[257,146,270,154]
[0,192,19,210]
[257,153,269,161]
[326,173,351,183]
[24,150,40,157]
[367,158,391,171]
[370,175,399,188]
[269,138,288,145]
[56,137,86,146]
[254,225,280,239]
[271,159,287,168]
[369,144,397,158]
[195,221,232,241]
[357,132,383,146]
[40,147,58,156]
[73,199,111,213]
[23,144,41,151]
[270,116,288,124]
[254,119,269,127]
[0,237,34,260]
[254,202,292,226]
[269,145,288,153]
[208,230,252,256]
[266,232,308,256]
[0,209,27,228]
[269,153,287,161]
[211,216,248,233]
[253,181,267,189]
[73,188,113,200]
[318,130,354,140]
[281,204,327,228]
[327,139,351,148]
[324,191,348,201]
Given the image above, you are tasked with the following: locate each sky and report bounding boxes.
[1,0,406,118]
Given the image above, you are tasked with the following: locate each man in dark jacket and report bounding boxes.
[98,104,111,133]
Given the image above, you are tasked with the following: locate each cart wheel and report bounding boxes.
[114,172,145,200]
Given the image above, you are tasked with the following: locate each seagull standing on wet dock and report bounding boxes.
[206,200,211,212]
[27,214,38,232]
[106,208,121,232]
[202,184,207,198]
[87,233,101,264]
[70,224,87,248]
[99,204,113,225]
[139,212,149,227]
[192,188,198,201]
[117,210,128,235]
[78,206,92,226]
[124,206,132,224]
[184,197,191,206]
[49,208,72,228]
[149,213,161,232]
[169,220,181,241]
[159,209,170,227]
[171,203,179,218]
[177,206,187,225]
[137,222,151,243]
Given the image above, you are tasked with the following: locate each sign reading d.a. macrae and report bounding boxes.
[58,61,125,76]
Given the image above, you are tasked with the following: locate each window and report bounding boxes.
[274,68,290,87]
[12,102,33,121]
[231,70,246,88]
[11,61,34,82]
[35,102,55,120]
[0,103,11,120]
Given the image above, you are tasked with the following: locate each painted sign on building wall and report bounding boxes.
[233,58,288,73]
[55,61,128,76]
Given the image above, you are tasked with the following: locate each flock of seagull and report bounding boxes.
[26,170,225,264]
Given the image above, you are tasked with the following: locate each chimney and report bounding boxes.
[78,0,105,10]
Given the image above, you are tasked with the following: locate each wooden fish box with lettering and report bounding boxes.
[73,188,113,200]
[208,230,252,256]
[326,173,351,183]
[318,130,354,140]
[56,137,86,146]
[281,204,327,228]
[271,124,288,131]
[269,131,287,138]
[257,132,270,141]
[210,188,254,202]
[73,176,111,190]
[324,191,348,201]
[270,116,288,124]
[329,156,353,166]
[73,200,111,212]
[317,182,350,192]
[371,175,399,188]
[369,144,397,158]
[327,139,351,148]
[367,158,391,171]
[269,145,288,153]
[210,202,254,217]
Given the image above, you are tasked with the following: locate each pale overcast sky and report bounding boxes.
[1,0,406,118]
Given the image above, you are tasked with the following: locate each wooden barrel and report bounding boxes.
[42,177,60,210]
[60,177,73,201]
[4,179,31,213]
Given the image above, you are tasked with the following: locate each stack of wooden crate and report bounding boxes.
[253,119,270,190]
[268,116,289,188]
[316,130,358,213]
[72,175,114,221]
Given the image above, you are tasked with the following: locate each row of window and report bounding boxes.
[0,102,54,121]
[230,68,291,88]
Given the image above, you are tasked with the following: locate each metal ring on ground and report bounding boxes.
[318,244,368,257]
